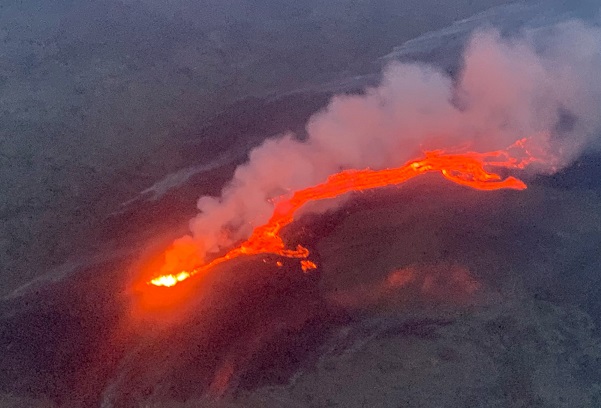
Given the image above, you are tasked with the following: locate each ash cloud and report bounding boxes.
[172,20,601,268]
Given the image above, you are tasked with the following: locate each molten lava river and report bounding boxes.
[141,139,542,297]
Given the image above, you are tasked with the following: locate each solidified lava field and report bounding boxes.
[2,1,601,407]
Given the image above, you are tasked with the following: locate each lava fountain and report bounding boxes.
[144,138,542,290]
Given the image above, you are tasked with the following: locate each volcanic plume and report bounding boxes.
[146,20,601,288]
[149,143,536,287]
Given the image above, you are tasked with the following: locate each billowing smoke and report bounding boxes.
[169,20,601,269]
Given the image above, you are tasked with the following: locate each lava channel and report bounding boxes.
[146,140,539,289]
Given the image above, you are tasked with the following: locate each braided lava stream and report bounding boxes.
[143,139,540,292]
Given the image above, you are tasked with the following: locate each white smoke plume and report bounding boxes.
[173,20,601,267]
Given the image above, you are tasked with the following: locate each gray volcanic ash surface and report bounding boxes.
[2,175,601,407]
[2,1,601,407]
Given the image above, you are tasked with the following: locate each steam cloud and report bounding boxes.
[171,20,601,268]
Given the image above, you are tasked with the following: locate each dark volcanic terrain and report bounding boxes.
[1,1,601,407]
[2,171,601,407]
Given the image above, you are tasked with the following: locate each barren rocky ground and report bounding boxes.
[1,0,522,295]
[1,1,601,407]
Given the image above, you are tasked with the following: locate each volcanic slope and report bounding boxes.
[104,174,601,407]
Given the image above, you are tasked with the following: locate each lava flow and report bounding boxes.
[147,140,539,288]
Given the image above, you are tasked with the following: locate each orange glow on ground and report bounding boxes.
[145,140,538,289]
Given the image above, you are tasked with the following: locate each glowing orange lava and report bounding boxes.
[148,140,538,288]
[150,271,191,288]
[301,260,318,273]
